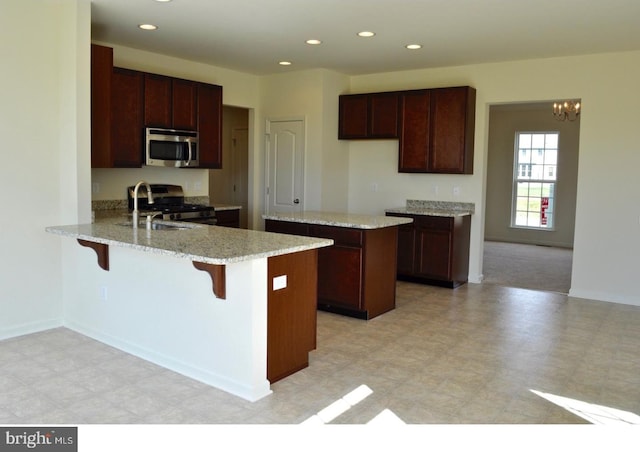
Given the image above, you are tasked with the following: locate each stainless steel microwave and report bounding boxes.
[145,127,199,167]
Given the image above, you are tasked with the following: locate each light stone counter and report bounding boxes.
[386,200,475,217]
[212,203,242,211]
[46,215,332,265]
[262,211,413,229]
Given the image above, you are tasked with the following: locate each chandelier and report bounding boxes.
[553,100,581,121]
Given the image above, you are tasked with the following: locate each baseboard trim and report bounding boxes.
[568,288,640,307]
[0,319,63,342]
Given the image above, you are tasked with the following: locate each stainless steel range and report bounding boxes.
[127,184,217,225]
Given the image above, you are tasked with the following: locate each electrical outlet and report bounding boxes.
[92,183,100,194]
[453,186,461,197]
[100,286,108,301]
[370,183,379,192]
[273,275,287,291]
[194,181,202,191]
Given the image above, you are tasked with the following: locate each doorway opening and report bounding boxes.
[484,102,580,294]
[209,105,249,229]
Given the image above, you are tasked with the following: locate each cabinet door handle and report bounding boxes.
[293,198,300,204]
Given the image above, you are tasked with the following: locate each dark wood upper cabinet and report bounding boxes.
[90,44,223,169]
[399,86,475,174]
[90,44,112,168]
[143,75,198,131]
[111,68,144,167]
[340,85,475,174]
[171,78,198,131]
[143,73,172,128]
[429,86,476,174]
[338,94,368,138]
[338,92,399,139]
[369,92,400,138]
[196,82,223,169]
[398,89,431,172]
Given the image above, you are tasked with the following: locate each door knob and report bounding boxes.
[293,198,300,204]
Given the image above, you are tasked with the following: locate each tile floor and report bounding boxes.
[1,281,640,425]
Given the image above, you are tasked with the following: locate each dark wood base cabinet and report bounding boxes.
[265,220,398,320]
[214,209,240,228]
[387,213,471,288]
[267,249,318,383]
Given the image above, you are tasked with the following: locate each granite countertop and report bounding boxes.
[386,200,475,217]
[46,214,333,265]
[262,211,413,229]
[213,204,242,211]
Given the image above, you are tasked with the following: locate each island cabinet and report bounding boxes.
[386,212,471,288]
[338,92,400,139]
[265,218,403,320]
[399,86,476,174]
[267,250,318,382]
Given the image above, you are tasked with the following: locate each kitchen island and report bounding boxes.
[263,211,413,319]
[46,215,332,402]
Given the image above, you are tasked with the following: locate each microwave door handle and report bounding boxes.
[186,141,192,166]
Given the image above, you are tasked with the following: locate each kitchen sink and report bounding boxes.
[116,221,198,231]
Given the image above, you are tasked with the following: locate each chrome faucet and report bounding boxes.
[132,180,154,228]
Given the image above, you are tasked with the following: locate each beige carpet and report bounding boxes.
[482,240,573,294]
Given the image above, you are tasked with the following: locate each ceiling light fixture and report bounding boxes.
[553,100,581,121]
[406,44,422,50]
[306,39,322,45]
[357,31,375,37]
[138,24,158,30]
[154,0,172,2]
[279,61,292,66]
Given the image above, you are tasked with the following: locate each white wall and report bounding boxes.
[345,52,640,306]
[260,69,350,221]
[0,0,90,339]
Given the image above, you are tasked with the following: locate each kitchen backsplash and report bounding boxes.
[92,196,210,211]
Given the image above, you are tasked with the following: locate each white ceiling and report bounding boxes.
[91,0,640,76]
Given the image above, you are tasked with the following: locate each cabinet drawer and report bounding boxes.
[309,225,363,247]
[265,220,309,236]
[415,215,452,230]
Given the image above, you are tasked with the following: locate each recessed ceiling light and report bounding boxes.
[279,61,292,66]
[138,24,158,30]
[357,31,375,37]
[406,44,422,50]
[306,39,322,45]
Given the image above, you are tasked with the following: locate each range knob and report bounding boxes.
[169,213,176,220]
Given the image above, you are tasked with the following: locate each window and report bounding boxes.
[512,132,558,229]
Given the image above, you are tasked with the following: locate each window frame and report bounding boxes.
[510,131,559,231]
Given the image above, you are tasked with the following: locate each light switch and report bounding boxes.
[273,275,287,291]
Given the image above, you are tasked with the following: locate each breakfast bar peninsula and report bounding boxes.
[46,216,332,401]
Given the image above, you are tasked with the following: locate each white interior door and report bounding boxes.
[266,119,305,214]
